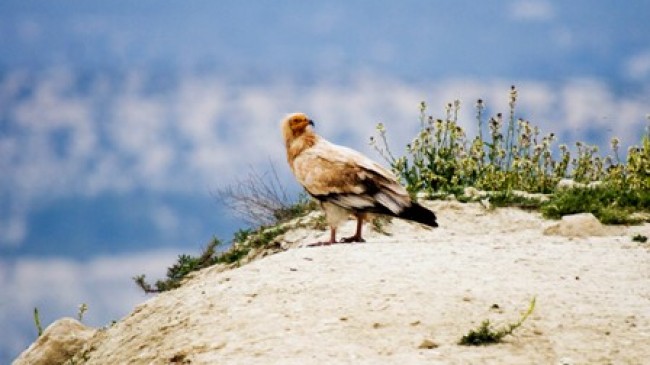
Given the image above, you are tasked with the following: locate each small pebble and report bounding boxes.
[418,339,439,349]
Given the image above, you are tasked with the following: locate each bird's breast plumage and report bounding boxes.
[289,137,411,215]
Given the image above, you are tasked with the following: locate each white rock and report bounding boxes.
[543,213,608,237]
[13,317,96,365]
[557,179,603,191]
[557,179,584,190]
[463,186,485,198]
[587,181,603,189]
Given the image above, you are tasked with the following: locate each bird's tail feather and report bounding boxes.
[396,203,438,228]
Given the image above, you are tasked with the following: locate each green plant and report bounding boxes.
[33,304,89,339]
[371,86,566,195]
[134,224,291,293]
[214,163,317,226]
[371,86,649,199]
[233,228,252,244]
[479,191,546,210]
[459,297,536,346]
[272,192,319,223]
[367,85,650,230]
[77,303,88,322]
[632,234,648,243]
[308,213,328,231]
[134,237,223,293]
[33,307,43,337]
[64,346,93,365]
[541,186,649,224]
[370,215,392,235]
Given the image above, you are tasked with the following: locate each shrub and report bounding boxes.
[541,186,649,224]
[371,86,650,197]
[134,237,223,293]
[134,224,293,293]
[213,163,318,226]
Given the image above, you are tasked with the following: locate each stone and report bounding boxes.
[13,317,96,365]
[543,213,608,237]
[417,338,439,349]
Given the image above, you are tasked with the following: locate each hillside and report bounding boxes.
[14,201,650,365]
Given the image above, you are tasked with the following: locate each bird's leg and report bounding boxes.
[329,227,337,244]
[341,214,366,243]
[307,227,338,247]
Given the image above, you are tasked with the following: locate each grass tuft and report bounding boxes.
[134,224,292,293]
[459,297,536,346]
[77,303,88,322]
[541,186,649,224]
[33,307,43,337]
[213,163,318,226]
[134,237,223,293]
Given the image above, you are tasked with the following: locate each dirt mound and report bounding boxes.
[14,202,650,365]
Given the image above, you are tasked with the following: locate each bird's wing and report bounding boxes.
[292,139,411,214]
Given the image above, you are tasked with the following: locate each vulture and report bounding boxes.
[281,112,438,245]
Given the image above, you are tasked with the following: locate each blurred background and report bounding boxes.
[1,0,650,361]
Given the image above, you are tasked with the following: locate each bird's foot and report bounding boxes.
[340,235,366,243]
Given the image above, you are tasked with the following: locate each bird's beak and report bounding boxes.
[308,119,315,127]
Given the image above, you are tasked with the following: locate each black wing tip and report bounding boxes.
[399,203,438,228]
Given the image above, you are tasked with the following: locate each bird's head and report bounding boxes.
[281,112,315,145]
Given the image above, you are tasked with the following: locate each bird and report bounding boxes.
[281,112,438,246]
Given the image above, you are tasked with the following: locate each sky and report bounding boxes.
[2,0,650,362]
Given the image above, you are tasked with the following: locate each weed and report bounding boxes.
[134,237,223,293]
[371,215,393,235]
[308,213,328,231]
[371,86,649,199]
[233,228,252,244]
[632,234,648,243]
[33,304,88,339]
[459,297,536,346]
[64,346,93,365]
[480,191,546,210]
[33,307,43,337]
[135,225,290,293]
[541,186,649,224]
[369,86,649,226]
[273,193,319,223]
[214,163,317,226]
[77,303,88,322]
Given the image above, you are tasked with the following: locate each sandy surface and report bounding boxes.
[51,202,650,364]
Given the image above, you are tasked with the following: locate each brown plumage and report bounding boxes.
[281,112,438,245]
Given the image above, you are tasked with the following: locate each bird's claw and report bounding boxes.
[340,236,365,243]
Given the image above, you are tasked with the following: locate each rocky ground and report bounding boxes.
[14,201,650,365]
